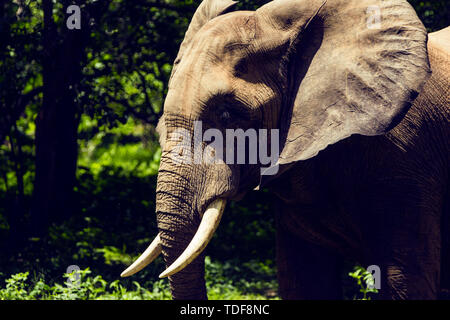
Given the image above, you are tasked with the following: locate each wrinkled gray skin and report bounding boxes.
[154,0,449,299]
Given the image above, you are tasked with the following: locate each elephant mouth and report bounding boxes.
[120,198,227,278]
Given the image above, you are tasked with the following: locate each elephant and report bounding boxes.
[121,0,449,300]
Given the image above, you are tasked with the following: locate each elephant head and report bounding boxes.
[121,0,430,299]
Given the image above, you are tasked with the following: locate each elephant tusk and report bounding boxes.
[120,233,162,277]
[159,199,226,278]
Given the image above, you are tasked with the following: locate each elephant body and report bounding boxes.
[122,0,449,300]
[272,29,449,299]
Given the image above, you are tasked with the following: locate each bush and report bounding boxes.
[348,266,379,300]
[0,261,278,300]
[0,268,171,300]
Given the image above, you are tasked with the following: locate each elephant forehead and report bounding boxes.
[164,60,233,116]
[164,41,241,115]
[162,12,261,116]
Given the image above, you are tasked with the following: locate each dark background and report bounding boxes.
[0,0,447,299]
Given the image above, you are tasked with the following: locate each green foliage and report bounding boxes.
[205,257,279,300]
[0,261,377,300]
[0,272,31,300]
[407,0,449,32]
[0,268,172,300]
[78,116,161,177]
[348,266,379,300]
[0,261,277,300]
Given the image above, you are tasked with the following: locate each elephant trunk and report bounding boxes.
[121,131,233,298]
[155,155,225,299]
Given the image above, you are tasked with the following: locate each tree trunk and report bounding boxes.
[31,0,84,235]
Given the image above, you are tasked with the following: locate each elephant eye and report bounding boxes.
[214,98,249,126]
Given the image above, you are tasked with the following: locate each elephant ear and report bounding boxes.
[169,0,237,84]
[256,0,430,166]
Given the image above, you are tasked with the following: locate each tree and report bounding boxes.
[29,0,194,235]
[31,0,87,235]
